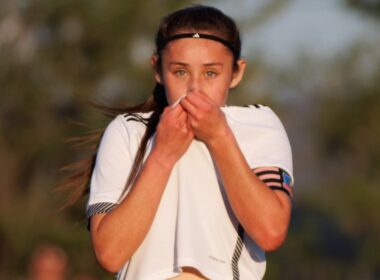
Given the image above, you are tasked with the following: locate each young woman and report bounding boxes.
[84,5,293,280]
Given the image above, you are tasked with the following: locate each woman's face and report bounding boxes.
[152,37,246,107]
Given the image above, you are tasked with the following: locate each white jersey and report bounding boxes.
[87,105,294,280]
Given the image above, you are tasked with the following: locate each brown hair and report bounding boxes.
[59,5,242,207]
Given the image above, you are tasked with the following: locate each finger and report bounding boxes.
[163,109,187,131]
[177,109,188,123]
[192,90,215,104]
[161,106,171,116]
[164,103,184,118]
[182,124,194,139]
[185,91,214,111]
[181,96,199,118]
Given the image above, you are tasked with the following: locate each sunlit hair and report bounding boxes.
[59,5,243,207]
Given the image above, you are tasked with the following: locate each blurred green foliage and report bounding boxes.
[346,0,380,17]
[1,0,380,279]
[0,0,193,278]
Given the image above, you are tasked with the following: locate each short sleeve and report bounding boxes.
[223,105,294,186]
[87,115,133,212]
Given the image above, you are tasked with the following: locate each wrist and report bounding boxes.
[206,125,234,151]
[147,149,176,172]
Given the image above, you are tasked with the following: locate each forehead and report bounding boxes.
[162,38,233,63]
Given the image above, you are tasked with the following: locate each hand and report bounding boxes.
[180,90,231,146]
[151,105,194,169]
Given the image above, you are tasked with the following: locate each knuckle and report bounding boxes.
[198,111,205,120]
[191,120,199,128]
[204,104,213,113]
[162,107,169,115]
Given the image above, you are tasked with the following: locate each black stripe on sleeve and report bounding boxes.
[269,186,291,197]
[262,178,283,184]
[253,167,294,200]
[86,202,117,231]
[87,202,117,219]
[255,170,281,177]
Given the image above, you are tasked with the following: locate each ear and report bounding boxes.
[229,59,246,89]
[150,54,163,84]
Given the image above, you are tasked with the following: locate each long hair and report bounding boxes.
[59,5,242,207]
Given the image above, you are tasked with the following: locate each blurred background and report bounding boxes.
[1,0,380,279]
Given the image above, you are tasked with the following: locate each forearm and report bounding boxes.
[207,129,291,251]
[91,150,173,272]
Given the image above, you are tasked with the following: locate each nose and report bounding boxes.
[187,75,201,93]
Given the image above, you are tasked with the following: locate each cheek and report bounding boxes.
[163,75,187,104]
[212,88,229,105]
[205,78,232,105]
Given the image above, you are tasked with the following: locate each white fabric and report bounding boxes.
[88,105,294,280]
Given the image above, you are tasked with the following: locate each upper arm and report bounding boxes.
[87,202,118,231]
[87,116,133,228]
[253,166,294,199]
[253,166,293,212]
[90,212,107,237]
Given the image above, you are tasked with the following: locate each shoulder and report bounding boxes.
[105,112,152,137]
[223,105,294,182]
[122,112,152,125]
[221,104,284,128]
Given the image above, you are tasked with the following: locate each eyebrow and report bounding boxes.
[168,62,223,67]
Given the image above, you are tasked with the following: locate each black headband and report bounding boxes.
[158,33,235,54]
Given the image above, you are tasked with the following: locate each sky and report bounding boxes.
[206,0,380,66]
